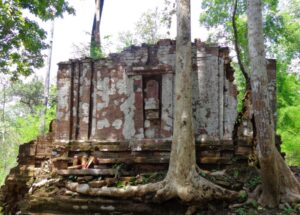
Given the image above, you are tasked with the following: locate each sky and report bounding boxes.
[38,0,207,83]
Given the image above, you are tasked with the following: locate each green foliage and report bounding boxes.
[115,180,126,188]
[117,7,170,50]
[235,206,247,215]
[276,61,300,166]
[117,31,138,50]
[135,8,168,45]
[72,34,113,59]
[277,105,300,166]
[0,76,57,185]
[232,63,246,112]
[280,204,300,215]
[10,76,44,113]
[238,190,248,201]
[90,42,103,60]
[15,104,56,143]
[245,176,261,191]
[0,0,74,79]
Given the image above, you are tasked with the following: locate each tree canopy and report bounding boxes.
[0,0,74,79]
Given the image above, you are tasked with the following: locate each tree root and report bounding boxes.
[65,181,164,199]
[250,183,300,207]
[185,205,200,215]
[29,178,61,194]
[280,191,300,203]
[66,170,239,206]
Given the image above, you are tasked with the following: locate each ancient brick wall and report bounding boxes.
[55,40,243,145]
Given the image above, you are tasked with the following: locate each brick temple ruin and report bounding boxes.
[0,39,277,214]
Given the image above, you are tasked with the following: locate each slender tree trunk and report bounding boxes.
[91,0,104,47]
[40,20,55,134]
[247,0,300,207]
[1,81,6,144]
[232,0,250,90]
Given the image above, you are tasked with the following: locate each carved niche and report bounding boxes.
[143,76,161,138]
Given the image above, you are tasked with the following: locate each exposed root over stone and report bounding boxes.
[29,178,61,194]
[66,181,165,199]
[155,170,239,203]
[65,170,239,210]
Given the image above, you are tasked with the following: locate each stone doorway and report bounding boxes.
[143,75,162,138]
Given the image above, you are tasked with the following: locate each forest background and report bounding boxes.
[0,0,299,185]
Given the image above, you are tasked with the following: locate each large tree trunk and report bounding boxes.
[155,0,238,203]
[166,0,196,188]
[247,0,300,207]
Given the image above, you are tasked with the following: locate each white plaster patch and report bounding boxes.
[82,117,89,123]
[76,184,89,193]
[144,98,158,110]
[112,119,123,130]
[116,78,127,95]
[81,205,88,210]
[97,102,107,111]
[145,129,155,138]
[194,56,220,138]
[96,77,110,109]
[100,206,115,211]
[114,100,119,106]
[72,107,77,114]
[144,120,150,128]
[120,76,136,139]
[81,103,89,115]
[164,126,171,131]
[109,79,116,95]
[97,118,110,129]
[134,128,144,139]
[73,205,80,210]
[161,74,174,131]
[57,80,71,116]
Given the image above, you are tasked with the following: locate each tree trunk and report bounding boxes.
[166,0,195,185]
[40,19,55,134]
[155,0,238,203]
[247,0,300,207]
[91,0,104,47]
[232,0,250,90]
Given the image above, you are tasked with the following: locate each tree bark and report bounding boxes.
[247,0,300,207]
[166,0,195,186]
[232,0,250,90]
[40,19,55,134]
[155,0,238,203]
[91,0,104,47]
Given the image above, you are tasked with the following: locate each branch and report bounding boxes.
[232,0,251,90]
